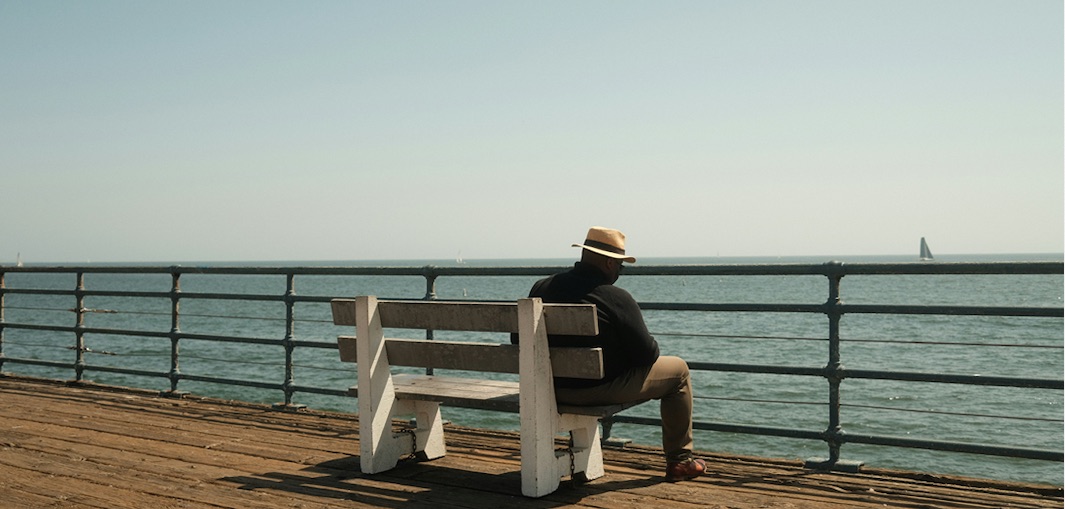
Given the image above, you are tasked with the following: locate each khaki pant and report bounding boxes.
[555,355,694,463]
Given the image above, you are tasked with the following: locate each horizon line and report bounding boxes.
[5,252,1064,267]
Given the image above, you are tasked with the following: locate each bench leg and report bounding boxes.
[357,295,405,475]
[521,426,560,498]
[360,400,447,473]
[359,401,402,474]
[412,401,446,460]
[558,413,605,481]
[518,298,562,498]
[520,414,607,496]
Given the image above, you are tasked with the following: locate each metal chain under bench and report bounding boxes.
[330,296,647,498]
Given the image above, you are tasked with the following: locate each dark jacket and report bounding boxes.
[514,262,660,388]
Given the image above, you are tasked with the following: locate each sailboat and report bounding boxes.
[919,238,934,261]
[16,252,23,267]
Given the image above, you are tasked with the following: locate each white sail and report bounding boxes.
[919,238,934,261]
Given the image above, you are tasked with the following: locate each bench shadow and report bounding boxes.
[222,455,1051,509]
[221,455,663,507]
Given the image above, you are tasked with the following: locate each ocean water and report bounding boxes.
[1,254,1062,485]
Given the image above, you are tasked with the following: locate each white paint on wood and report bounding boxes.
[518,297,561,497]
[331,296,630,498]
[355,296,400,474]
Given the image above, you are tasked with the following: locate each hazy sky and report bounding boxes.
[2,1,1062,263]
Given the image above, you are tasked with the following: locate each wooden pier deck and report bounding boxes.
[0,375,1060,509]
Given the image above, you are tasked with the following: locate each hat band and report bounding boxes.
[583,239,626,256]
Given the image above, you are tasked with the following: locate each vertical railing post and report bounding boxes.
[423,267,438,301]
[164,267,187,397]
[274,273,306,411]
[423,267,438,376]
[806,261,862,472]
[824,267,844,462]
[74,272,87,382]
[0,271,6,373]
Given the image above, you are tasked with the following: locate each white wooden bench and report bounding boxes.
[330,295,643,497]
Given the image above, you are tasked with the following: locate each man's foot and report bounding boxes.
[665,458,706,482]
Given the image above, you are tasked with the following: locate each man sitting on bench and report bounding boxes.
[516,226,707,482]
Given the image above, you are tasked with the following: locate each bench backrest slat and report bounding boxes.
[337,336,606,379]
[331,299,599,336]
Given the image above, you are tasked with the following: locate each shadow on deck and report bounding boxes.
[0,375,1060,508]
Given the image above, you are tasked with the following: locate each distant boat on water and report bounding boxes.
[919,238,934,261]
[16,252,23,267]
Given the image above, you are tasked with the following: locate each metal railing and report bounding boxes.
[0,261,1061,473]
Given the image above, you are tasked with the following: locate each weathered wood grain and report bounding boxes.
[1,376,1060,509]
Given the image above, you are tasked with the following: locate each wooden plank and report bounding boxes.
[542,303,600,336]
[337,336,606,379]
[331,299,599,336]
[397,375,519,413]
[2,377,1061,509]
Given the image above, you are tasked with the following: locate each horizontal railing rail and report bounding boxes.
[0,261,1061,475]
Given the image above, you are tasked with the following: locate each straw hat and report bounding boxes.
[573,226,637,263]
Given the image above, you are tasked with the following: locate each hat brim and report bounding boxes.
[573,244,636,263]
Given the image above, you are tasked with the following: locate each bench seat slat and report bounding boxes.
[347,374,642,417]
